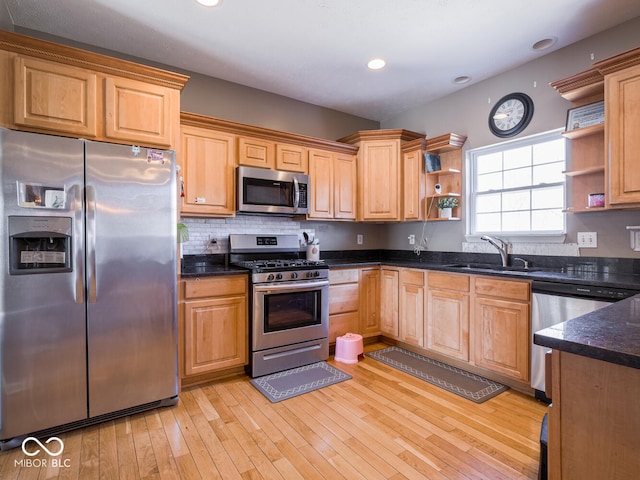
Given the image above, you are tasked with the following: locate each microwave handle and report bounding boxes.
[293,176,300,210]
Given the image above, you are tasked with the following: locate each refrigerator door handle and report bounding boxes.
[86,185,97,303]
[72,184,84,304]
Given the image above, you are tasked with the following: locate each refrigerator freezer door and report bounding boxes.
[85,141,178,416]
[0,128,87,440]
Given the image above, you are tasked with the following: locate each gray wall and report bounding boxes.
[0,2,12,29]
[181,73,379,140]
[382,17,640,258]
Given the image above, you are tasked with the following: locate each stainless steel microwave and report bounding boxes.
[237,166,309,215]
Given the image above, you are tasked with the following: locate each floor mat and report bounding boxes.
[366,346,508,403]
[250,361,351,403]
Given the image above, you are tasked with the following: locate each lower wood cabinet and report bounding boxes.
[359,268,380,338]
[329,267,381,343]
[426,271,470,361]
[380,268,400,337]
[182,275,248,381]
[473,277,530,382]
[399,269,426,347]
[548,350,640,479]
[328,268,360,343]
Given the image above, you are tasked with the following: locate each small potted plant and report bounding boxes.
[437,197,459,218]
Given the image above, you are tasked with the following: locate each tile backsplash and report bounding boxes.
[180,216,315,255]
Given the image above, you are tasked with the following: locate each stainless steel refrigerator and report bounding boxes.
[0,128,178,450]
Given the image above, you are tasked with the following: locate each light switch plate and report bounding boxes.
[577,231,598,248]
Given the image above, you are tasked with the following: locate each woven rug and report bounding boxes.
[250,362,351,403]
[367,346,508,403]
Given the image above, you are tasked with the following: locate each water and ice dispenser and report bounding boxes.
[8,216,72,274]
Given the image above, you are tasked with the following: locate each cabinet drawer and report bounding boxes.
[184,275,247,299]
[475,277,530,301]
[329,283,359,314]
[400,268,425,286]
[428,271,470,292]
[329,268,359,284]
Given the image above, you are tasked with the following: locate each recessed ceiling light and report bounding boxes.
[367,58,386,70]
[532,37,557,51]
[453,75,471,84]
[196,0,222,6]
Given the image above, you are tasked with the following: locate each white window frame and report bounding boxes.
[466,128,567,242]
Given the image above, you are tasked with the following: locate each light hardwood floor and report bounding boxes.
[0,343,548,479]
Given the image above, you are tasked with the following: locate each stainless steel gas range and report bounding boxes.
[230,234,329,377]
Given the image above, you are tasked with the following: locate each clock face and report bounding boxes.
[489,93,534,138]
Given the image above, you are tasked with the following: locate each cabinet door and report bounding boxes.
[359,140,400,220]
[359,268,380,337]
[308,149,334,219]
[181,126,237,216]
[474,297,529,381]
[380,268,399,337]
[276,143,308,173]
[427,289,469,361]
[14,56,97,137]
[400,269,425,347]
[184,295,247,375]
[402,149,424,220]
[238,136,275,169]
[606,63,640,205]
[334,153,357,220]
[104,76,173,147]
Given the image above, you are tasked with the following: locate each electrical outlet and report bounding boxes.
[408,234,415,245]
[357,234,363,245]
[577,231,598,248]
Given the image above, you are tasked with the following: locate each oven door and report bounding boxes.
[252,278,329,352]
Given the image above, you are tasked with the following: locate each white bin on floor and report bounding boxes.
[334,333,364,364]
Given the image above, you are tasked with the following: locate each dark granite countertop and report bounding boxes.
[534,295,640,369]
[182,250,640,368]
[181,255,248,278]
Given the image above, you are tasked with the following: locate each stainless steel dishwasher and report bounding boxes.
[531,280,637,402]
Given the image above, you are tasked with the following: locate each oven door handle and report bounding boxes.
[253,279,329,294]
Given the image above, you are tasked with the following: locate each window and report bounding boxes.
[468,130,566,236]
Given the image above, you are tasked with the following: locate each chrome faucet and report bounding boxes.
[480,235,510,267]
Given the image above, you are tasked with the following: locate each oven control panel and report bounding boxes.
[252,269,329,284]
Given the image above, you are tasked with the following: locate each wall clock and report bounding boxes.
[488,92,534,138]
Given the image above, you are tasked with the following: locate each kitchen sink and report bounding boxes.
[443,263,542,273]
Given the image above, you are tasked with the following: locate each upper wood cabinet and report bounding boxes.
[13,56,98,137]
[180,113,237,217]
[308,149,357,220]
[276,143,308,173]
[401,139,426,221]
[339,129,424,221]
[1,31,188,148]
[602,59,640,206]
[552,45,640,211]
[238,136,275,169]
